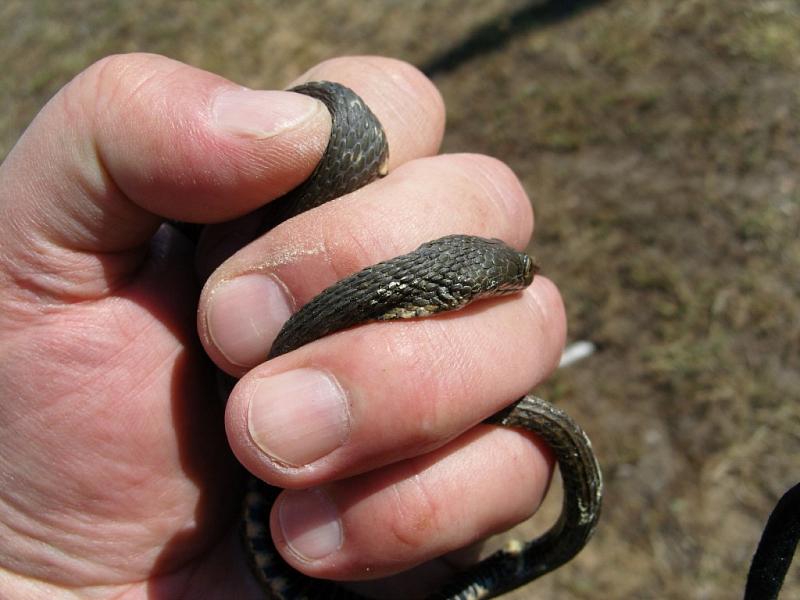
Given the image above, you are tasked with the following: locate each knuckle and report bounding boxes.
[86,52,155,80]
[83,53,160,94]
[63,53,166,122]
[456,154,533,239]
[396,154,533,242]
[319,204,395,282]
[308,56,434,94]
[384,465,444,550]
[474,155,523,196]
[360,56,444,113]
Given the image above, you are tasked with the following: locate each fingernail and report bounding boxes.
[248,369,350,466]
[279,489,342,560]
[213,89,322,139]
[207,274,293,367]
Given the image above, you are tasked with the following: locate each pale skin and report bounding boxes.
[0,54,566,599]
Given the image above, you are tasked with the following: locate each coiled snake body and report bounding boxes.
[241,81,603,599]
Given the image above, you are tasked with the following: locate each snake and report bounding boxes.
[238,80,604,599]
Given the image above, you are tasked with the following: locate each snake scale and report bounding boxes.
[240,80,604,599]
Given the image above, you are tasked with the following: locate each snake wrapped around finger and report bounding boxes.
[238,80,604,600]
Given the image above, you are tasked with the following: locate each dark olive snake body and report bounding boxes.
[238,80,604,599]
[269,235,537,359]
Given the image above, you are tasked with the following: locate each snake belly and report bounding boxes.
[241,81,603,600]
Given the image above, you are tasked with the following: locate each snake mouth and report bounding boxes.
[523,254,539,285]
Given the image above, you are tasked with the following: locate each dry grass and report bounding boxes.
[2,1,799,598]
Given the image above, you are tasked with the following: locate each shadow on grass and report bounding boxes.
[421,0,609,77]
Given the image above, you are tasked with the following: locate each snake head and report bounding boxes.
[478,237,538,296]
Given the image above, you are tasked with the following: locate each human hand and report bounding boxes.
[0,53,566,598]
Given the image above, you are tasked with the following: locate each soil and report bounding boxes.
[2,1,799,598]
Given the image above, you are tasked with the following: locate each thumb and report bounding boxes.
[0,52,330,298]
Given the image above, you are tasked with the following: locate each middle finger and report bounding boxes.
[200,153,565,488]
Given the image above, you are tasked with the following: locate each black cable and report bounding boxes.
[745,482,800,600]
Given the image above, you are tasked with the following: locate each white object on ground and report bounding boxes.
[558,341,596,368]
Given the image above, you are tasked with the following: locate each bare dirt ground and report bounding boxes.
[2,1,798,598]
